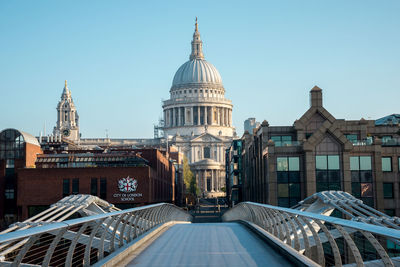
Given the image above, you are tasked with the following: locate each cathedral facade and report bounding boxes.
[163,20,235,197]
[48,20,234,197]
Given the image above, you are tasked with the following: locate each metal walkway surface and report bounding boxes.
[127,222,291,267]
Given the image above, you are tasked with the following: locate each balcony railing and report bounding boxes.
[274,141,302,147]
[163,97,232,106]
[382,138,400,147]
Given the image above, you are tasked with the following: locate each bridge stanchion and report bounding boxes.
[300,216,325,266]
[65,222,90,266]
[42,228,68,267]
[83,217,106,267]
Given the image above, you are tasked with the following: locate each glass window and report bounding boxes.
[288,171,300,183]
[270,136,292,146]
[382,157,392,172]
[385,209,395,216]
[91,178,98,196]
[352,182,361,197]
[204,147,211,159]
[100,178,107,199]
[63,179,70,197]
[361,183,373,197]
[316,156,327,170]
[278,184,288,197]
[328,155,340,170]
[277,171,288,183]
[271,136,281,146]
[350,157,359,171]
[288,157,299,171]
[277,157,288,171]
[360,156,372,170]
[72,178,79,195]
[5,189,14,199]
[289,183,300,197]
[276,156,301,207]
[315,155,341,192]
[383,183,394,198]
[351,156,374,206]
[345,134,358,143]
[5,159,14,168]
[282,136,292,146]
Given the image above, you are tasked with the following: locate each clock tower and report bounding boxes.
[53,80,80,141]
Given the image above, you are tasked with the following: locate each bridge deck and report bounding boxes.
[126,222,291,267]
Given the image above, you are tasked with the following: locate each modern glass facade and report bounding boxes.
[350,156,374,206]
[316,155,341,192]
[277,157,300,207]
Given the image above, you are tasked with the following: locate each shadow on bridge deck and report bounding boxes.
[124,222,291,267]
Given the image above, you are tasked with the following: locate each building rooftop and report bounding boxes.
[375,114,400,126]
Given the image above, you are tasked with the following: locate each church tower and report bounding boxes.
[53,80,80,141]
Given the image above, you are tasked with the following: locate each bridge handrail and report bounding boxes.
[0,202,192,266]
[223,201,399,267]
[236,202,400,239]
[0,203,168,243]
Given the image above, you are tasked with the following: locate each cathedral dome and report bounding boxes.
[172,59,222,88]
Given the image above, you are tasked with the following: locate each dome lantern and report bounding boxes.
[190,17,204,60]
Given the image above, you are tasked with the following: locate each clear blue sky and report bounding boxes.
[1,1,399,138]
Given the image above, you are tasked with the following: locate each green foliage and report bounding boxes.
[183,156,199,196]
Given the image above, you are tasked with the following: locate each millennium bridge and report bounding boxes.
[1,191,400,266]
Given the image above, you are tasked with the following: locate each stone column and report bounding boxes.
[216,170,219,191]
[191,107,194,125]
[210,106,214,125]
[204,106,208,125]
[197,106,201,125]
[182,107,185,126]
[191,146,194,163]
[211,170,215,192]
[172,108,176,127]
[220,108,223,126]
[178,107,181,126]
[225,108,228,126]
[163,110,166,126]
[203,170,207,192]
[217,107,220,125]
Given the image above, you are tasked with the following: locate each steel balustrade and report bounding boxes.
[222,202,400,267]
[0,203,192,266]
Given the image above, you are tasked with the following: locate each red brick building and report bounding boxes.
[0,129,177,223]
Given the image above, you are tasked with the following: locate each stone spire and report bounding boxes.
[54,80,79,141]
[190,17,204,60]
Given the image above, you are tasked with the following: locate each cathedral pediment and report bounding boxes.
[190,133,222,143]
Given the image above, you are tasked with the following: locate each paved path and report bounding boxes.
[127,222,290,267]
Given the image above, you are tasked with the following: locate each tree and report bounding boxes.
[183,156,199,196]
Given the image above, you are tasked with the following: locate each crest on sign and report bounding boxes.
[118,176,138,193]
